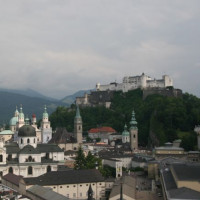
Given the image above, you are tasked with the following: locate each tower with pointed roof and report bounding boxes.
[9,106,19,132]
[129,110,138,151]
[122,124,130,143]
[18,105,25,128]
[40,105,52,143]
[74,105,82,144]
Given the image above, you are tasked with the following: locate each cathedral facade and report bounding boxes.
[0,119,64,178]
[10,105,52,144]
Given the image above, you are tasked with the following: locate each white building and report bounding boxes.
[0,119,64,178]
[96,73,173,92]
[10,105,52,144]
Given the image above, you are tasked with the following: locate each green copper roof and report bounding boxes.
[122,124,129,136]
[130,110,138,129]
[9,116,18,126]
[43,105,48,118]
[25,117,30,125]
[75,105,81,118]
[19,105,24,118]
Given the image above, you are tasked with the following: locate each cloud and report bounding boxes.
[0,0,200,98]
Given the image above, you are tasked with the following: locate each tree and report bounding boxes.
[74,146,86,169]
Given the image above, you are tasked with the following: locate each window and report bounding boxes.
[34,138,35,143]
[73,185,76,187]
[80,185,82,187]
[0,155,3,162]
[47,165,51,173]
[67,186,69,188]
[60,186,62,188]
[46,153,49,159]
[21,138,23,144]
[73,193,76,197]
[80,193,82,197]
[28,166,33,175]
[9,167,13,174]
[133,134,135,138]
[27,138,30,144]
[28,156,33,162]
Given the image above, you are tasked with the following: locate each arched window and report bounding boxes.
[46,153,49,159]
[0,155,3,162]
[133,134,136,138]
[28,166,33,175]
[28,156,33,162]
[21,138,23,144]
[47,165,51,173]
[34,138,35,143]
[9,167,13,174]
[27,138,30,144]
[79,126,81,130]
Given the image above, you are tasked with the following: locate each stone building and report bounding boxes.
[96,73,173,92]
[10,105,52,144]
[49,106,83,151]
[20,169,105,200]
[0,119,64,178]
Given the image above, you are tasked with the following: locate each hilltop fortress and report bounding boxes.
[96,73,173,92]
[76,73,182,107]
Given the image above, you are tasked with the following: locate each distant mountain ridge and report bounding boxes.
[0,88,94,123]
[0,91,65,124]
[0,88,57,102]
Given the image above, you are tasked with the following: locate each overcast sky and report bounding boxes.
[0,0,200,99]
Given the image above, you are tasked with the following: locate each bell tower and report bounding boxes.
[130,110,138,151]
[74,105,82,144]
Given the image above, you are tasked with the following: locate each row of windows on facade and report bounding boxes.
[6,165,52,175]
[0,153,50,163]
[20,138,36,144]
[66,191,100,198]
[54,183,102,189]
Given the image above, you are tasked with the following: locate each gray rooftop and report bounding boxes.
[23,169,104,186]
[171,163,200,181]
[27,185,69,200]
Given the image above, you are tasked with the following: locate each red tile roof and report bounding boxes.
[2,173,23,186]
[88,127,116,134]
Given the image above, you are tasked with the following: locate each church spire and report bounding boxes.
[130,110,137,129]
[43,105,48,119]
[75,105,81,118]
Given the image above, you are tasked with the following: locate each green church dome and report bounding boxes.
[122,124,130,136]
[43,105,48,118]
[9,116,18,126]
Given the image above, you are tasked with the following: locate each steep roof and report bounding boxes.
[23,169,104,186]
[88,127,116,134]
[2,173,23,186]
[49,127,76,144]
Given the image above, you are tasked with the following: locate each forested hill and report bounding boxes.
[49,89,200,151]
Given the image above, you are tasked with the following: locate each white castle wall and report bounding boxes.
[96,73,173,92]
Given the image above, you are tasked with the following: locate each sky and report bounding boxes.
[0,0,200,99]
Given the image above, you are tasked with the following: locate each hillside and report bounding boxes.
[61,89,92,105]
[0,91,66,124]
[49,89,200,151]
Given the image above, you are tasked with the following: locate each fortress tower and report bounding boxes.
[129,110,138,151]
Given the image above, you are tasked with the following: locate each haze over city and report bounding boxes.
[0,0,200,99]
